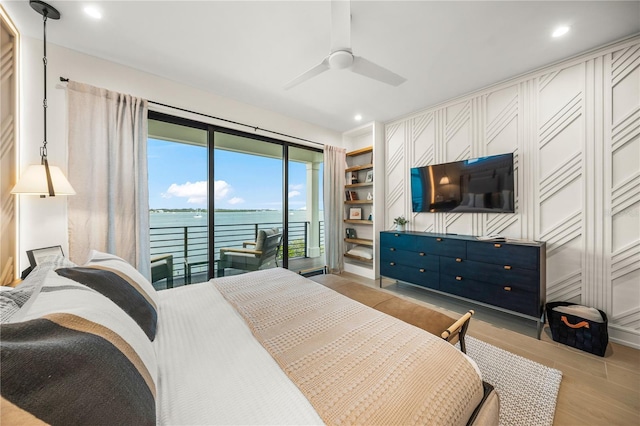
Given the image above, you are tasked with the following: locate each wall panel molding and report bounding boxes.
[383,36,640,348]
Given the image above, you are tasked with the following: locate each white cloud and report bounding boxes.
[228,197,244,205]
[163,181,207,204]
[288,190,301,198]
[162,179,232,205]
[213,180,231,200]
[289,183,304,191]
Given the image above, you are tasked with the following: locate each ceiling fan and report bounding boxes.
[283,0,407,90]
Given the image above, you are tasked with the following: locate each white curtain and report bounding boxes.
[323,145,346,273]
[67,81,150,278]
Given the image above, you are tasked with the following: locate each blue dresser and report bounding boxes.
[380,231,546,337]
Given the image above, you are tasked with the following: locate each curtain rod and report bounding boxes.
[59,76,324,147]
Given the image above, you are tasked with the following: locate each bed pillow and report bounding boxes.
[346,245,374,260]
[0,287,31,323]
[56,267,157,341]
[78,250,158,340]
[83,250,159,308]
[2,255,77,324]
[0,270,156,425]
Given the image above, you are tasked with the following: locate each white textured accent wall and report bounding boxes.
[384,37,640,348]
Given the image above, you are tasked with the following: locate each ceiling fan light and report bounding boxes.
[328,50,354,69]
[11,164,76,196]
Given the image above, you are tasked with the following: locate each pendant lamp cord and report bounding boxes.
[41,11,55,196]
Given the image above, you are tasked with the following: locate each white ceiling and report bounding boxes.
[3,0,639,133]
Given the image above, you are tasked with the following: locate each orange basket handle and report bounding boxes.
[561,316,590,329]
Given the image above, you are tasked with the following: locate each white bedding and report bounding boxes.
[154,281,323,425]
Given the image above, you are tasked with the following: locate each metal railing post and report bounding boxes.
[304,221,309,258]
[183,227,188,260]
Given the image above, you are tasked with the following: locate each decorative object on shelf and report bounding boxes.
[345,228,357,239]
[345,190,351,201]
[368,213,373,221]
[349,172,358,184]
[366,192,373,201]
[349,191,359,200]
[365,170,373,183]
[349,207,362,220]
[11,0,75,198]
[393,216,409,231]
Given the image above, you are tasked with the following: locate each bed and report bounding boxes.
[1,251,499,425]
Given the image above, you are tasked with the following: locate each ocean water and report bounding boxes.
[150,210,315,228]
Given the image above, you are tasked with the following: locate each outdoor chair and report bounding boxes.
[151,253,174,289]
[217,228,282,277]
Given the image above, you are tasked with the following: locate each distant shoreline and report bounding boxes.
[150,209,279,213]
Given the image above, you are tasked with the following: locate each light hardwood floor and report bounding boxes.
[311,273,640,426]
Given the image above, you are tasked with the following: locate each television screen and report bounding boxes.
[411,153,514,213]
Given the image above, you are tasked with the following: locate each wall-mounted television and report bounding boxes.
[411,153,515,213]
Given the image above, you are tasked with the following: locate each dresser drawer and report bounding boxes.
[467,240,539,270]
[380,262,439,290]
[380,232,415,251]
[440,257,539,291]
[419,236,466,258]
[440,275,540,317]
[380,248,413,266]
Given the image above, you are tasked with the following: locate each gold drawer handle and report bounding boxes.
[504,265,512,270]
[419,268,425,273]
[394,233,399,237]
[419,252,425,256]
[456,258,462,262]
[436,238,442,242]
[455,276,462,281]
[390,248,396,251]
[390,262,396,266]
[504,286,512,291]
[494,243,502,248]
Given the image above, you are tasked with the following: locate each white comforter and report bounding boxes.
[154,280,323,425]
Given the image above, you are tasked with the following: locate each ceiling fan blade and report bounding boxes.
[330,0,351,52]
[351,56,407,86]
[283,58,330,90]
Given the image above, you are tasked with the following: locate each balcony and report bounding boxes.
[150,220,325,288]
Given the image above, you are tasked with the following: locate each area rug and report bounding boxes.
[462,336,563,426]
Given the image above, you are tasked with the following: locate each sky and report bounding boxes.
[148,138,323,210]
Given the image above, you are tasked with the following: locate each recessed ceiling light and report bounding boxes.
[354,114,362,121]
[84,6,102,20]
[552,26,570,38]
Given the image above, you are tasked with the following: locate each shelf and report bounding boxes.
[344,238,373,246]
[344,253,373,263]
[344,219,373,225]
[345,182,373,188]
[346,163,373,173]
[346,146,373,157]
[345,200,373,205]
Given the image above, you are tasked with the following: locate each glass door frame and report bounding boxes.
[148,111,323,280]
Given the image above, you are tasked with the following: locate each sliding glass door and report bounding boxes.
[147,119,208,288]
[287,146,324,274]
[148,112,324,285]
[213,132,283,277]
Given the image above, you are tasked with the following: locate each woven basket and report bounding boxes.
[546,301,609,357]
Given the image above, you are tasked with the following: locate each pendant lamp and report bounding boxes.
[11,0,75,197]
[439,164,450,185]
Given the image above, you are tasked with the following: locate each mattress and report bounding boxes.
[155,268,486,425]
[154,280,323,425]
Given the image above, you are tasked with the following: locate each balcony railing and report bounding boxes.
[150,221,324,279]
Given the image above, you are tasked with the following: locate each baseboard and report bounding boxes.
[609,324,640,350]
